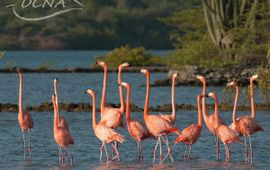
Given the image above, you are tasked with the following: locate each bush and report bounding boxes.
[92,45,165,68]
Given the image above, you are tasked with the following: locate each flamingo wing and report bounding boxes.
[23,111,33,129]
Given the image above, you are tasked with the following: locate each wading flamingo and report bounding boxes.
[15,67,33,159]
[208,92,241,162]
[52,94,74,165]
[174,94,203,160]
[85,89,125,164]
[141,69,181,164]
[196,75,225,160]
[54,78,69,130]
[227,77,263,163]
[120,81,150,162]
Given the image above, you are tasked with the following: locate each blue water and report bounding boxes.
[0,50,171,69]
[0,110,268,169]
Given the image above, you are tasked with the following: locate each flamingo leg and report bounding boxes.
[103,142,110,164]
[248,135,253,163]
[28,129,32,158]
[67,149,73,165]
[100,143,104,162]
[111,143,120,161]
[153,139,159,162]
[184,145,188,161]
[225,144,230,162]
[159,137,163,163]
[22,131,26,160]
[58,147,62,163]
[214,133,219,161]
[188,145,192,160]
[244,134,249,162]
[161,136,173,163]
[139,142,143,161]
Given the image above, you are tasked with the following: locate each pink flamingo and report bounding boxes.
[54,78,69,130]
[208,92,241,162]
[141,69,181,163]
[174,94,203,160]
[85,89,125,163]
[52,94,74,164]
[120,81,151,162]
[227,76,263,163]
[196,75,225,160]
[15,67,33,159]
[96,61,129,128]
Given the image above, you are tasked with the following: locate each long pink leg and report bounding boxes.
[244,134,249,162]
[103,143,110,164]
[159,137,163,163]
[248,135,253,163]
[184,145,188,161]
[161,136,173,163]
[100,143,104,162]
[153,140,159,162]
[214,133,219,160]
[187,145,192,160]
[28,129,32,158]
[111,144,120,161]
[22,131,26,160]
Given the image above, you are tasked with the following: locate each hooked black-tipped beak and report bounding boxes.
[84,89,88,94]
[13,67,17,71]
[118,83,121,86]
[54,77,58,81]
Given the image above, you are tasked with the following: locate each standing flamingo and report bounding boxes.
[227,76,263,163]
[159,73,179,124]
[208,92,241,162]
[52,94,74,165]
[85,89,125,163]
[196,75,225,160]
[54,78,69,130]
[141,69,181,164]
[174,94,203,160]
[120,81,150,162]
[15,67,33,159]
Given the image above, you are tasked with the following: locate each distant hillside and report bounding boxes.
[0,0,200,50]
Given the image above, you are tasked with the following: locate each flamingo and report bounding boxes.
[208,92,241,162]
[120,81,150,162]
[52,94,74,164]
[174,94,203,160]
[54,78,69,130]
[85,89,125,163]
[15,67,33,159]
[141,69,181,164]
[196,75,225,160]
[227,76,263,163]
[159,73,178,124]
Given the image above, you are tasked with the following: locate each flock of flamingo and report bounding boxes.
[14,60,264,165]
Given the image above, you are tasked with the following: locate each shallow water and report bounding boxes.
[0,110,268,169]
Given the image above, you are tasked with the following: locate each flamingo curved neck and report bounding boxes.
[201,81,209,120]
[118,67,124,113]
[144,73,150,118]
[213,95,219,128]
[250,80,256,118]
[92,94,97,129]
[125,85,131,132]
[101,66,108,114]
[171,78,176,121]
[232,86,239,124]
[18,73,23,115]
[197,97,203,126]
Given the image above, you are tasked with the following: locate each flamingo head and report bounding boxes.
[96,60,107,67]
[140,69,149,75]
[14,67,22,73]
[120,81,130,89]
[54,77,58,85]
[227,80,237,87]
[197,94,203,101]
[85,89,95,96]
[196,75,206,83]
[118,62,129,71]
[250,74,258,81]
[207,92,217,99]
[121,62,129,68]
[172,73,179,80]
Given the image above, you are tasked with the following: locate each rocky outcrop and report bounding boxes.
[153,65,257,86]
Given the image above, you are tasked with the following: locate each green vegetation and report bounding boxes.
[0,0,199,50]
[93,45,165,68]
[257,47,270,104]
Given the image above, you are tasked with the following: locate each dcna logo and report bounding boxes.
[6,0,84,22]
